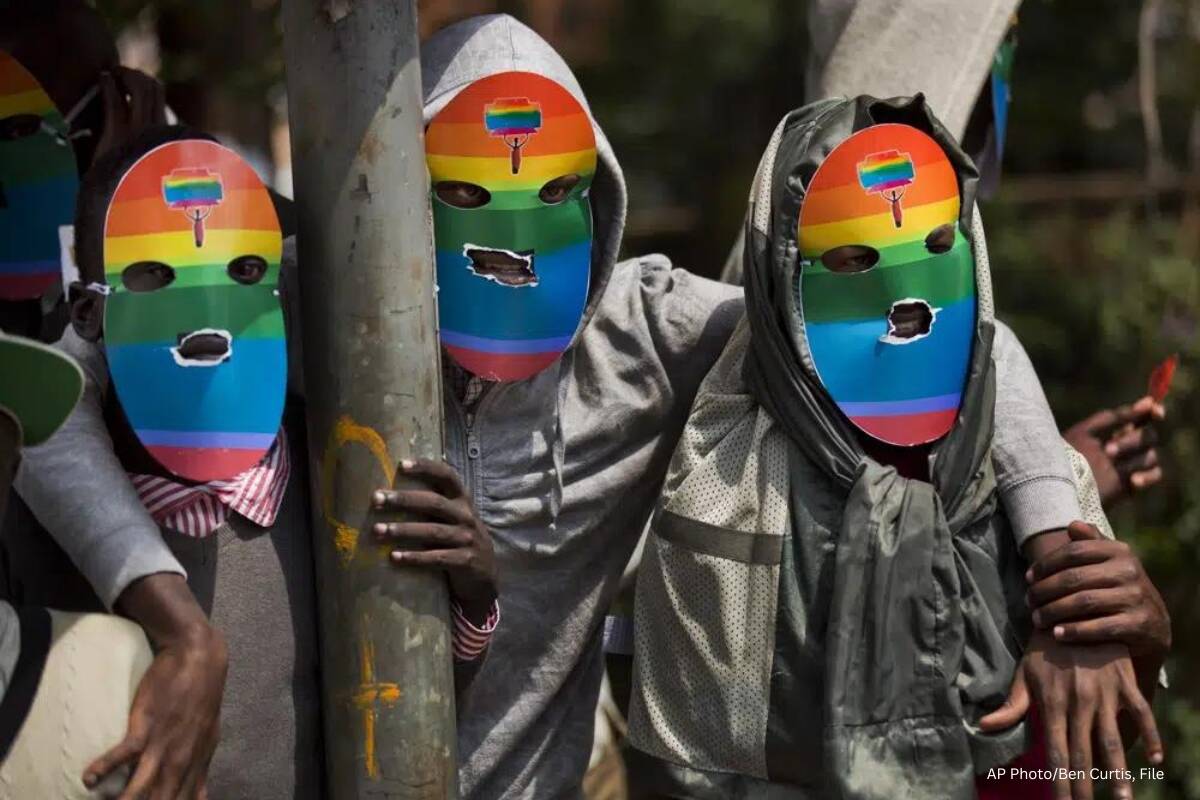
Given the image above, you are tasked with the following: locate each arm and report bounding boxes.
[985,323,1164,800]
[13,331,228,799]
[992,322,1170,686]
[13,328,184,608]
[1024,521,1169,699]
[990,319,1082,547]
[85,573,227,799]
[582,256,743,421]
[982,521,1165,800]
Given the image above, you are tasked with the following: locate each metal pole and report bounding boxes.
[280,3,456,797]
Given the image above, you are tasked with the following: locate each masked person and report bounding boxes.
[15,16,1134,799]
[5,125,499,799]
[0,49,85,335]
[0,2,171,340]
[0,332,154,800]
[802,0,1167,508]
[625,96,1168,800]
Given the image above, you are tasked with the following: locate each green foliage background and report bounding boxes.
[96,0,1200,795]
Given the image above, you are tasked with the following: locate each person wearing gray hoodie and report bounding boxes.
[12,14,1103,799]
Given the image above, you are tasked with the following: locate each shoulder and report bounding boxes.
[55,327,109,393]
[593,254,744,343]
[990,318,1036,375]
[992,317,1017,346]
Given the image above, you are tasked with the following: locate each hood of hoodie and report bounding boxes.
[420,14,627,353]
[738,93,1001,509]
[743,94,994,397]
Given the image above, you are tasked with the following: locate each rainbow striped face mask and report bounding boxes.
[102,140,286,482]
[0,50,81,301]
[425,71,597,382]
[797,123,976,447]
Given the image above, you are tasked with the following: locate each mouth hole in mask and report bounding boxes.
[463,244,538,287]
[820,244,879,273]
[172,328,232,366]
[883,299,935,343]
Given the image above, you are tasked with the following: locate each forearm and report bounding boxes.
[1021,528,1070,563]
[14,330,184,608]
[992,320,1082,545]
[115,572,212,648]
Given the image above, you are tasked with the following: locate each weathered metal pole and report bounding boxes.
[281,3,456,798]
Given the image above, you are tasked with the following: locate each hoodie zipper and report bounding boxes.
[456,383,494,512]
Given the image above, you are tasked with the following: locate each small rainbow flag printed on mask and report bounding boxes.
[484,97,543,174]
[162,168,224,247]
[857,150,915,228]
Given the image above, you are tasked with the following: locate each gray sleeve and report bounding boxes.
[13,330,184,610]
[639,257,745,409]
[992,319,1082,546]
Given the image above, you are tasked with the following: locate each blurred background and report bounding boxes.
[94,0,1200,796]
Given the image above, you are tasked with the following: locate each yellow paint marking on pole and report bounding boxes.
[321,414,395,564]
[351,625,402,780]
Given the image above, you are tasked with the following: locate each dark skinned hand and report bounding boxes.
[1063,397,1165,508]
[979,632,1162,800]
[372,458,497,625]
[1027,521,1171,670]
[85,573,227,800]
[980,526,1164,800]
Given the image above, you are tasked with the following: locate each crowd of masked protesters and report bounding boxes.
[0,2,1177,799]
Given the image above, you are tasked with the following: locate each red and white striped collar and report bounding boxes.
[129,428,291,538]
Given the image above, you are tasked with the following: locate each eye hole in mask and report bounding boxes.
[122,261,176,292]
[538,173,581,205]
[0,114,44,141]
[924,223,956,254]
[820,244,879,273]
[228,254,268,285]
[434,181,491,209]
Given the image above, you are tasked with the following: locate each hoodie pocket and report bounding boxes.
[627,512,782,781]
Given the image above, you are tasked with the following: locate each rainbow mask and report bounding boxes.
[797,124,976,446]
[0,50,79,300]
[425,71,597,382]
[103,140,286,482]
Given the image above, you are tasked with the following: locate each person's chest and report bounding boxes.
[445,364,679,567]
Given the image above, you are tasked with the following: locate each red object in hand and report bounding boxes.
[1148,354,1179,403]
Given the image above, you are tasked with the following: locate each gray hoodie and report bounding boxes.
[13,14,1080,800]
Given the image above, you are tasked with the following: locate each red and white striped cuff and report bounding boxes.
[451,599,500,662]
